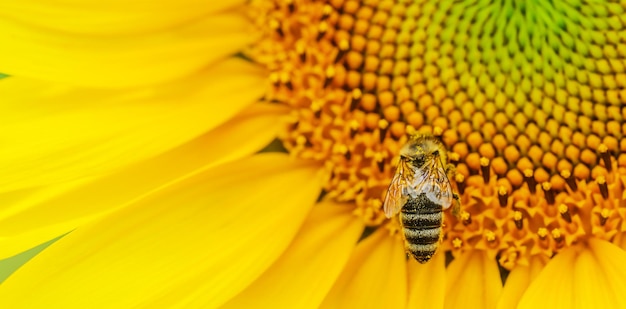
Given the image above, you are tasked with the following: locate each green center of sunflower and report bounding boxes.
[249,0,626,269]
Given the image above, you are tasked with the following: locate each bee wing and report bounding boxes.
[383,160,410,218]
[413,157,455,208]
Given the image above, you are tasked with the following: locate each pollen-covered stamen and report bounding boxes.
[480,157,490,183]
[524,169,537,194]
[455,173,466,195]
[598,144,612,172]
[513,211,524,230]
[498,186,508,207]
[269,72,280,87]
[348,119,359,138]
[320,4,331,20]
[285,0,295,13]
[537,228,548,240]
[460,210,471,225]
[295,40,306,62]
[374,152,385,173]
[484,230,496,242]
[269,19,283,37]
[378,119,389,143]
[597,176,609,199]
[560,169,578,192]
[452,238,463,249]
[348,89,361,112]
[279,72,293,91]
[551,228,564,245]
[433,126,444,138]
[324,66,335,88]
[316,21,328,41]
[334,39,349,63]
[599,209,611,226]
[448,152,460,164]
[310,100,322,118]
[558,204,572,223]
[542,182,555,205]
[333,143,349,157]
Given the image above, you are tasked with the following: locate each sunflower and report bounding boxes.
[1,0,626,308]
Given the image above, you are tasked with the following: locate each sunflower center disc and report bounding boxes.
[249,0,626,269]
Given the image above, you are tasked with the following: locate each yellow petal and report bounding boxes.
[1,1,243,35]
[445,251,502,309]
[221,201,364,309]
[0,58,264,193]
[613,231,626,251]
[320,229,407,309]
[586,239,626,308]
[573,250,618,308]
[407,252,446,309]
[519,240,626,309]
[496,257,546,309]
[518,248,577,309]
[0,11,254,87]
[0,154,323,308]
[0,103,285,259]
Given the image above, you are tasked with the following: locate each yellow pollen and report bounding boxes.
[279,72,290,84]
[269,72,279,84]
[310,100,322,112]
[325,66,335,78]
[523,169,533,178]
[498,186,508,207]
[452,238,463,249]
[295,40,305,55]
[498,186,507,196]
[601,208,611,219]
[455,173,465,183]
[349,120,359,130]
[318,21,328,34]
[373,152,385,163]
[597,175,610,198]
[433,126,444,136]
[295,135,307,146]
[322,4,332,16]
[269,19,280,31]
[378,119,389,130]
[480,157,490,167]
[251,0,626,270]
[485,230,496,242]
[541,181,555,204]
[333,144,348,155]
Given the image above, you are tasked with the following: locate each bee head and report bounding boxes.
[400,133,447,167]
[400,153,426,168]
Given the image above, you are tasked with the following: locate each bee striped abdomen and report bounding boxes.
[400,193,443,263]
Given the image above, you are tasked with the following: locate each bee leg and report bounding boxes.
[445,163,457,177]
[451,193,461,218]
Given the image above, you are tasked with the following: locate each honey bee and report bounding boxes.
[383,133,460,263]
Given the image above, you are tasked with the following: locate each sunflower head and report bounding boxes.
[249,0,626,269]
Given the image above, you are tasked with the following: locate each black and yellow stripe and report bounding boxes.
[400,193,443,263]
